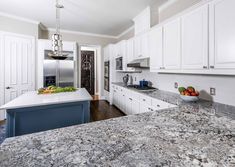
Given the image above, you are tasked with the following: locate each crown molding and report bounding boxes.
[38,23,47,31]
[0,11,40,24]
[116,25,134,39]
[47,28,118,39]
[158,0,178,13]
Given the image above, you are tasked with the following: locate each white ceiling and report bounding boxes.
[0,0,166,36]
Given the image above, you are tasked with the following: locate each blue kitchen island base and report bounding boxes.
[6,101,90,137]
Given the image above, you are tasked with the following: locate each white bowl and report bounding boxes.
[180,95,199,102]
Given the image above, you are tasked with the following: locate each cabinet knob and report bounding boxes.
[129,98,132,101]
[210,66,215,69]
[143,99,146,101]
[203,66,208,69]
[157,104,160,107]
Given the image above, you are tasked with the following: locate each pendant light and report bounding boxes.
[48,0,68,60]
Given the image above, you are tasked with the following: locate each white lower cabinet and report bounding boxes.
[112,85,177,115]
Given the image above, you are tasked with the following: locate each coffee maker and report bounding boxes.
[123,74,133,86]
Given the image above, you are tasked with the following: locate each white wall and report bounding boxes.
[0,15,39,120]
[126,70,235,106]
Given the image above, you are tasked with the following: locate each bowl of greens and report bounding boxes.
[38,86,77,94]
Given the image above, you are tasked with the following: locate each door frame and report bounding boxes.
[78,44,102,98]
[0,31,36,120]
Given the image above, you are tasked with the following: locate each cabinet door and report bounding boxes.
[134,35,141,59]
[163,18,181,69]
[182,5,209,69]
[131,98,140,114]
[118,88,126,112]
[113,89,118,107]
[149,26,163,72]
[126,38,134,63]
[125,96,132,115]
[141,32,149,58]
[209,0,235,69]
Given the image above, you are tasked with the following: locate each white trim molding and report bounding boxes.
[0,11,40,25]
[158,0,179,13]
[47,28,117,39]
[116,25,134,39]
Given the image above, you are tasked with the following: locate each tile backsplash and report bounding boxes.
[118,70,235,106]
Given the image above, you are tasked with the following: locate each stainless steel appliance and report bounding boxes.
[127,58,150,68]
[104,61,110,92]
[127,84,157,92]
[43,50,75,87]
[116,57,123,70]
[123,74,129,86]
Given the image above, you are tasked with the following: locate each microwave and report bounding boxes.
[116,57,123,70]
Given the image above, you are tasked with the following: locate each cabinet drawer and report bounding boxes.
[139,95,152,105]
[152,99,177,110]
[130,91,140,101]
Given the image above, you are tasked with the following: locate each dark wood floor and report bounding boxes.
[0,120,5,126]
[90,100,125,122]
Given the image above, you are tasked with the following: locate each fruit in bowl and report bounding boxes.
[178,86,199,102]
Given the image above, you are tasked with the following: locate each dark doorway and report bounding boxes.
[81,51,95,95]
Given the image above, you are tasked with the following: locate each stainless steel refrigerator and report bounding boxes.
[43,50,75,87]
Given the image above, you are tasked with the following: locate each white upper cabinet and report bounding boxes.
[114,40,127,70]
[134,32,149,59]
[149,26,163,72]
[181,4,209,70]
[133,7,150,35]
[209,0,235,69]
[126,38,134,63]
[163,18,181,70]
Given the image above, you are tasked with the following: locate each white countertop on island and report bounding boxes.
[0,88,93,110]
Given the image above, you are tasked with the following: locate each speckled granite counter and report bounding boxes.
[0,83,234,167]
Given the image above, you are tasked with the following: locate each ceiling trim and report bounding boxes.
[0,11,40,24]
[47,28,117,39]
[116,25,134,39]
[158,0,178,13]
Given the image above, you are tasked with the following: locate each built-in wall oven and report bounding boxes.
[104,61,110,92]
[116,57,123,70]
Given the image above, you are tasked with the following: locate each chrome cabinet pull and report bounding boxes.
[203,66,208,69]
[210,66,215,69]
[6,86,12,89]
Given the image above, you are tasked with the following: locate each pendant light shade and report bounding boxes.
[48,0,68,60]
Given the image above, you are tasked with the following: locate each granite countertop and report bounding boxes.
[0,88,92,110]
[0,84,235,167]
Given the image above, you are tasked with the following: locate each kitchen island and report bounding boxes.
[0,88,92,137]
[0,89,235,166]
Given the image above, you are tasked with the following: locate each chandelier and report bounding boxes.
[48,0,68,60]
